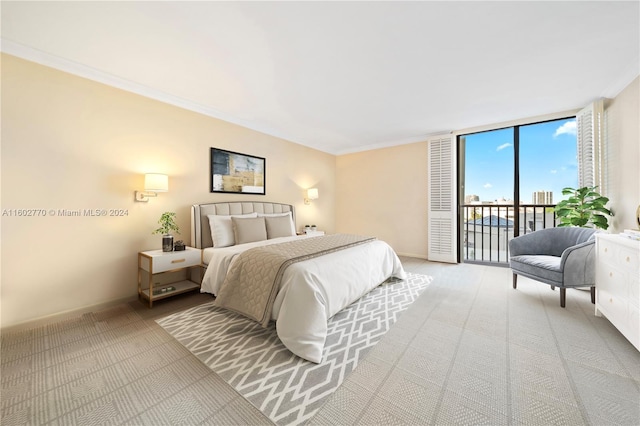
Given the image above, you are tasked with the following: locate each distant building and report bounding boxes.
[465,194,480,204]
[495,197,513,205]
[532,191,553,204]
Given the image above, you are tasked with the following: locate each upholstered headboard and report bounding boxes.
[191,201,295,249]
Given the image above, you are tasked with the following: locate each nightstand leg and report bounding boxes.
[148,271,153,308]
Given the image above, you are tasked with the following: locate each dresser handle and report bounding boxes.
[171,259,186,264]
[604,248,608,252]
[609,272,613,277]
[626,256,630,262]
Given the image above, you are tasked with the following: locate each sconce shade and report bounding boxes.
[307,188,319,200]
[144,173,168,192]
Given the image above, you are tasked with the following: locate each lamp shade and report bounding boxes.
[144,173,168,192]
[307,188,319,200]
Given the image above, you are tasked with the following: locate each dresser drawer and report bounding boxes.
[598,239,616,262]
[597,288,626,326]
[139,248,202,273]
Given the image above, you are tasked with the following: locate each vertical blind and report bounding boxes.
[427,134,457,263]
[576,99,604,193]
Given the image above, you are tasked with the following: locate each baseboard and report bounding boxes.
[1,296,137,333]
[396,252,428,260]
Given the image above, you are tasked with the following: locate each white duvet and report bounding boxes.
[201,235,406,363]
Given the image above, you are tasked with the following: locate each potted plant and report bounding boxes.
[174,240,185,251]
[152,212,180,252]
[554,186,612,230]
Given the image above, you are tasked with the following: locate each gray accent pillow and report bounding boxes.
[257,211,296,235]
[265,215,296,239]
[207,212,258,247]
[232,216,267,244]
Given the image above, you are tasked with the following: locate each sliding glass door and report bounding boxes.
[459,117,577,264]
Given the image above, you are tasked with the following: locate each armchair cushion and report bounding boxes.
[510,255,562,285]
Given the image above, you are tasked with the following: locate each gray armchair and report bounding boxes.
[508,227,597,307]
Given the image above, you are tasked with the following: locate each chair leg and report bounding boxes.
[551,285,555,290]
[512,273,517,289]
[591,286,596,304]
[560,288,566,308]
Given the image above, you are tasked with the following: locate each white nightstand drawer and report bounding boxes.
[139,247,202,273]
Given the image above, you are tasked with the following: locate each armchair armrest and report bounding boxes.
[560,240,596,287]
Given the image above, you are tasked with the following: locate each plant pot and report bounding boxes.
[162,235,174,252]
[174,243,185,251]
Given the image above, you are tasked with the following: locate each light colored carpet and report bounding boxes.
[156,272,432,425]
[2,260,639,425]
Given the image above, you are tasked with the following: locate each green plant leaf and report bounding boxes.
[554,186,611,230]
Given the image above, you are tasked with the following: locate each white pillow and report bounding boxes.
[207,212,258,247]
[257,211,296,236]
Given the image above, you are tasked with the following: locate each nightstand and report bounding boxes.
[137,247,203,307]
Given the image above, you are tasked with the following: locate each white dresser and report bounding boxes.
[595,234,640,351]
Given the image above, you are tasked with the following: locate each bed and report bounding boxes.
[191,201,406,363]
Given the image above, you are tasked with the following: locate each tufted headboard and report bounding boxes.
[191,201,295,249]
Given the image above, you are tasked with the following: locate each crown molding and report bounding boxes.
[1,39,473,157]
[335,134,431,156]
[0,38,321,150]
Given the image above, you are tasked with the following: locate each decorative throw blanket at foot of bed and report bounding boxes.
[214,233,376,326]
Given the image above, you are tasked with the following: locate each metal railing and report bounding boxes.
[461,204,557,265]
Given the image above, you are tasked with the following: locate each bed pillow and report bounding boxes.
[257,211,296,236]
[207,212,258,247]
[265,215,296,239]
[232,216,268,244]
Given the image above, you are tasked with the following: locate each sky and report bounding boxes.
[463,117,578,204]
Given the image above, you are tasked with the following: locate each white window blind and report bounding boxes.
[576,99,604,193]
[427,134,457,263]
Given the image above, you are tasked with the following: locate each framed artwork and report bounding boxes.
[210,147,266,195]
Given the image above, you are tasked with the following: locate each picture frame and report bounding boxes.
[210,147,266,195]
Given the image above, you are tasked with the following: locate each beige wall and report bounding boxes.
[1,54,336,328]
[336,142,428,258]
[604,76,640,232]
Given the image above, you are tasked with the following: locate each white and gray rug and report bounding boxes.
[157,272,431,426]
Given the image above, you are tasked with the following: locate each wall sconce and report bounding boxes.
[135,173,168,202]
[304,188,319,205]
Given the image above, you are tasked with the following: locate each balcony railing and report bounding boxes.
[461,204,557,265]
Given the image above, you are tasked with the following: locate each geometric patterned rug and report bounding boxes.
[156,272,432,426]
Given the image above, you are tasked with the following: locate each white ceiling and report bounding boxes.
[2,1,638,155]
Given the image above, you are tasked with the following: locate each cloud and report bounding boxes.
[496,143,512,151]
[483,183,493,189]
[554,120,576,138]
[550,170,557,174]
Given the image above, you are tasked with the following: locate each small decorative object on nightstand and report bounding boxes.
[152,211,180,252]
[174,240,186,251]
[138,247,203,308]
